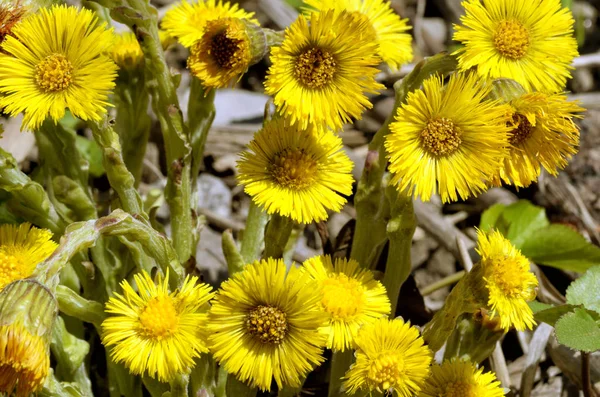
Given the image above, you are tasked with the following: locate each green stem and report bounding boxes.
[382,186,416,314]
[222,230,245,275]
[90,118,147,219]
[226,376,257,397]
[188,76,216,185]
[56,285,106,329]
[263,213,294,259]
[327,349,353,397]
[169,374,189,397]
[240,201,269,263]
[421,271,465,296]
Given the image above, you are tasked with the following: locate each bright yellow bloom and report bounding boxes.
[188,18,264,89]
[303,0,412,70]
[475,229,537,331]
[0,223,57,290]
[111,32,143,71]
[161,0,258,48]
[344,318,432,396]
[453,0,578,93]
[237,118,354,224]
[0,5,117,130]
[497,91,583,187]
[0,323,49,397]
[102,271,214,382]
[386,72,510,203]
[419,360,504,397]
[209,258,327,391]
[302,255,390,352]
[264,9,383,131]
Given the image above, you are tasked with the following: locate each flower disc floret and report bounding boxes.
[419,360,504,397]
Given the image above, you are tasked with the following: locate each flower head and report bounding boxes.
[237,118,354,224]
[264,9,383,131]
[162,0,258,48]
[303,0,412,70]
[188,17,265,89]
[0,5,117,130]
[111,32,143,71]
[302,255,390,352]
[497,90,583,187]
[209,258,327,391]
[0,223,57,290]
[419,360,504,397]
[0,280,57,397]
[344,317,432,396]
[101,271,214,382]
[474,229,537,331]
[386,72,510,203]
[453,0,578,92]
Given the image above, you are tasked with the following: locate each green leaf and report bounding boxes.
[567,265,600,313]
[499,200,549,248]
[74,135,105,178]
[555,308,600,352]
[520,225,600,273]
[529,300,553,313]
[533,304,577,327]
[479,203,506,232]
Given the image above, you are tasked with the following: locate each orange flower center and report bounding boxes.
[494,20,530,60]
[246,305,288,344]
[295,47,336,89]
[35,53,73,93]
[421,118,462,157]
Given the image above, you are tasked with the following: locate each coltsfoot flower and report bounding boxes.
[209,258,327,391]
[0,0,27,47]
[264,9,383,131]
[101,271,214,382]
[302,255,390,352]
[496,86,584,187]
[344,317,432,396]
[111,32,144,71]
[236,118,354,224]
[474,229,538,331]
[0,280,58,397]
[162,0,257,48]
[0,5,118,129]
[188,17,266,89]
[419,360,504,397]
[303,0,413,70]
[386,72,510,203]
[453,0,578,92]
[0,223,58,290]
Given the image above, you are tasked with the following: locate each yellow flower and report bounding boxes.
[475,229,537,331]
[161,0,258,48]
[264,9,383,131]
[188,18,264,89]
[236,118,354,224]
[0,322,49,397]
[453,0,578,93]
[0,223,58,290]
[419,360,504,397]
[101,271,214,382]
[344,317,432,396]
[386,72,510,203]
[302,255,390,352]
[498,91,584,187]
[0,5,117,130]
[0,0,27,47]
[111,32,143,71]
[208,258,327,391]
[303,0,412,70]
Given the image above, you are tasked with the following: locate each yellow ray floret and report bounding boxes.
[302,255,390,352]
[208,258,327,391]
[303,0,412,70]
[0,223,57,290]
[0,5,117,130]
[111,32,144,71]
[264,9,383,131]
[236,118,354,224]
[386,72,511,203]
[475,229,538,331]
[418,360,504,397]
[343,317,432,396]
[497,91,584,188]
[162,0,257,48]
[101,271,214,382]
[453,0,578,93]
[0,322,49,397]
